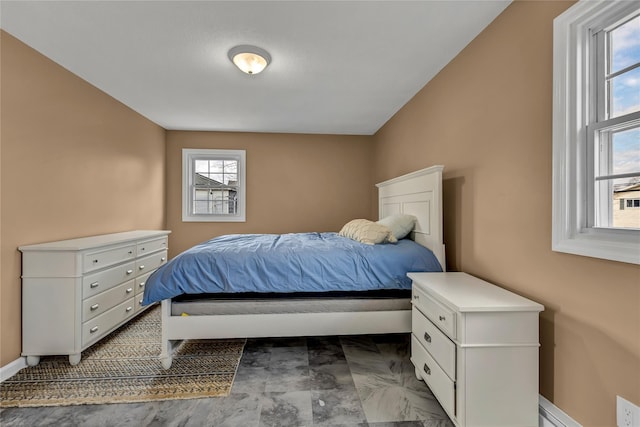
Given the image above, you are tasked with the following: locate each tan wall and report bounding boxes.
[166,131,372,256]
[0,32,166,365]
[373,2,640,426]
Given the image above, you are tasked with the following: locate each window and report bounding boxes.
[626,199,640,208]
[553,1,640,264]
[182,149,246,222]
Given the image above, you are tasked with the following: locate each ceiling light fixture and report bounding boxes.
[228,45,271,75]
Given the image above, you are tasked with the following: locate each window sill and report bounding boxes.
[182,215,246,223]
[552,228,640,265]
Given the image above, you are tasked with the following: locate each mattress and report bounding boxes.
[171,291,412,316]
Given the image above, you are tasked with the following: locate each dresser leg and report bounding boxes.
[415,366,424,381]
[26,355,40,366]
[69,353,81,365]
[161,355,173,370]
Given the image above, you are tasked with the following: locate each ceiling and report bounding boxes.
[1,1,510,135]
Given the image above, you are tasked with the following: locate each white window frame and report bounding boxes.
[553,0,640,265]
[182,148,246,222]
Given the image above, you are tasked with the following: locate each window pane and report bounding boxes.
[609,14,640,74]
[610,180,640,229]
[609,126,640,228]
[612,126,640,176]
[194,160,209,173]
[203,173,221,183]
[223,161,237,173]
[608,66,640,118]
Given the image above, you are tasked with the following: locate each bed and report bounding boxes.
[149,165,445,369]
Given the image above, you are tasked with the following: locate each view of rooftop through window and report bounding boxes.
[195,159,238,185]
[604,13,640,228]
[193,159,239,215]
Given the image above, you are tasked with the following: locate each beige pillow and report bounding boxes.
[339,219,398,245]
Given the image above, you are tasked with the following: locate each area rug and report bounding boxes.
[0,306,246,407]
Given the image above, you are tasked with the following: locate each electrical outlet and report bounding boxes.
[617,396,640,427]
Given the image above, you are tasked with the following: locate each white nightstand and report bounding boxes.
[409,272,544,427]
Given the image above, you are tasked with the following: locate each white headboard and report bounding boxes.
[376,165,446,271]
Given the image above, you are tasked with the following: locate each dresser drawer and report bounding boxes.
[137,237,168,257]
[83,244,136,273]
[135,271,153,296]
[82,297,136,346]
[135,272,154,313]
[82,280,135,321]
[134,295,146,313]
[82,261,135,299]
[412,308,456,380]
[413,285,456,339]
[135,250,167,276]
[411,334,455,418]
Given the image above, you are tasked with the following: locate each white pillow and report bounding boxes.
[377,214,417,240]
[339,219,397,245]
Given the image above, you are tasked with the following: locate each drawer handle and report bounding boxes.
[90,282,99,289]
[139,265,145,270]
[126,288,133,294]
[141,247,146,251]
[139,299,143,305]
[90,304,99,311]
[139,282,145,288]
[439,315,446,322]
[90,326,99,333]
[423,332,431,343]
[126,306,133,312]
[128,250,133,255]
[413,294,419,300]
[92,259,99,264]
[423,363,431,376]
[126,269,133,275]
[162,242,166,246]
[161,257,166,262]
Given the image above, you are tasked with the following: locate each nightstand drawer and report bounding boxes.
[412,285,456,339]
[411,334,455,418]
[412,308,456,380]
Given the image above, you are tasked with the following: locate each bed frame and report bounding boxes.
[159,165,445,369]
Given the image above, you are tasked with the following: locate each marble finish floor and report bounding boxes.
[1,334,453,427]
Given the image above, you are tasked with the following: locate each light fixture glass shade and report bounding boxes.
[228,45,271,75]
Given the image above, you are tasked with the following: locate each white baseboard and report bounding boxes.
[0,357,26,382]
[540,395,582,427]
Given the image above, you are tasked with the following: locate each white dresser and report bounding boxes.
[409,272,544,427]
[20,230,171,366]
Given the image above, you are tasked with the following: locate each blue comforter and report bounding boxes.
[142,232,442,304]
